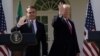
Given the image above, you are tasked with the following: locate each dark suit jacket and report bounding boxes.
[11,20,48,56]
[48,16,80,56]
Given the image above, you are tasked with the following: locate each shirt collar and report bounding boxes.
[33,19,36,23]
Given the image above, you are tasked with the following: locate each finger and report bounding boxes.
[59,2,62,5]
[58,2,62,7]
[19,16,26,22]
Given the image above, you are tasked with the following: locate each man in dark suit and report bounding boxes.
[11,5,48,56]
[48,3,80,56]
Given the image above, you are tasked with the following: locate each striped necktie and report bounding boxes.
[66,20,72,34]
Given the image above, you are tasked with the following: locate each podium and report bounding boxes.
[0,32,37,56]
[88,31,100,54]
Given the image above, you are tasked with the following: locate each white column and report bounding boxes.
[2,0,13,33]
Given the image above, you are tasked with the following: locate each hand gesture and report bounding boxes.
[17,16,27,27]
[58,2,64,15]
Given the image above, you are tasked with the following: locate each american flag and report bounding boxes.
[0,0,11,56]
[0,0,6,33]
[83,0,99,56]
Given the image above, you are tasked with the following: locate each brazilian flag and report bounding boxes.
[17,0,23,22]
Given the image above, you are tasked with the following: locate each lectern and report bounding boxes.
[88,31,100,54]
[0,32,37,56]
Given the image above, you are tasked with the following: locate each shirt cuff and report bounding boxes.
[17,24,21,28]
[59,15,63,18]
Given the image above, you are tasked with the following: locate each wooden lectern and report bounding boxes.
[0,33,37,56]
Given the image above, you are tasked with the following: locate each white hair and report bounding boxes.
[63,4,70,8]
